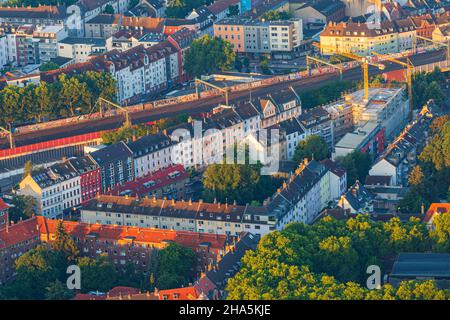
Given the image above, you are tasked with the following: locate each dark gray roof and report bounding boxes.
[68,156,99,174]
[278,118,304,136]
[91,141,133,165]
[127,133,172,157]
[59,37,106,45]
[343,181,374,211]
[391,253,450,278]
[86,13,116,24]
[205,232,259,288]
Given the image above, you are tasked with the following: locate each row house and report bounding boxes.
[369,108,434,186]
[297,106,334,150]
[252,87,302,128]
[89,141,134,193]
[266,159,331,228]
[107,164,189,200]
[75,0,131,24]
[127,133,173,178]
[320,20,400,56]
[37,216,229,275]
[68,156,101,203]
[320,158,347,201]
[81,195,276,237]
[0,218,41,285]
[18,162,82,218]
[0,5,77,35]
[0,216,229,284]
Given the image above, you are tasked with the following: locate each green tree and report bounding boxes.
[103,4,114,14]
[51,220,79,261]
[228,4,239,16]
[78,255,118,293]
[8,195,36,223]
[335,150,372,186]
[45,280,75,300]
[293,135,329,164]
[260,10,291,21]
[23,160,33,178]
[155,243,196,290]
[184,35,236,77]
[39,61,60,72]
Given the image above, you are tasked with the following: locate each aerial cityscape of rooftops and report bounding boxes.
[0,0,448,305]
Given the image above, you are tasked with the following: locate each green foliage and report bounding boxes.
[23,160,33,178]
[45,280,75,300]
[299,81,356,109]
[39,62,60,72]
[335,150,372,186]
[103,4,114,14]
[260,10,291,21]
[226,215,448,300]
[0,71,116,126]
[184,35,236,77]
[202,162,280,205]
[165,0,214,18]
[147,243,196,290]
[412,69,446,109]
[228,4,239,17]
[77,255,118,293]
[293,135,329,164]
[399,118,450,213]
[8,195,36,223]
[51,221,79,262]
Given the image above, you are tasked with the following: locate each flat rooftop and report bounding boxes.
[344,87,403,109]
[335,121,379,149]
[391,253,450,278]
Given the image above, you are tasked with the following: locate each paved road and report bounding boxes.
[1,49,446,150]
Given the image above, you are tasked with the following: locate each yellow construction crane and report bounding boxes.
[313,42,386,101]
[195,78,230,106]
[416,35,450,60]
[372,52,414,120]
[98,97,131,128]
[306,55,344,80]
[0,124,14,149]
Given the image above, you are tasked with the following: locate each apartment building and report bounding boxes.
[58,37,107,63]
[127,133,173,178]
[267,159,331,228]
[0,199,9,227]
[68,156,101,203]
[18,162,81,217]
[108,164,189,200]
[0,218,41,285]
[89,141,134,192]
[297,106,334,150]
[214,18,303,55]
[81,195,276,237]
[85,14,118,38]
[320,20,400,56]
[0,216,230,284]
[369,108,434,186]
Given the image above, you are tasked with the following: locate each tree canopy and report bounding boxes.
[184,35,236,77]
[335,150,372,186]
[399,117,450,213]
[226,214,450,300]
[293,135,329,164]
[0,71,116,127]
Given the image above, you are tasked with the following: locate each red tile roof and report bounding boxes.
[159,286,200,300]
[107,286,141,297]
[0,217,39,250]
[0,198,9,212]
[38,216,228,250]
[424,203,450,223]
[207,0,240,15]
[108,164,188,197]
